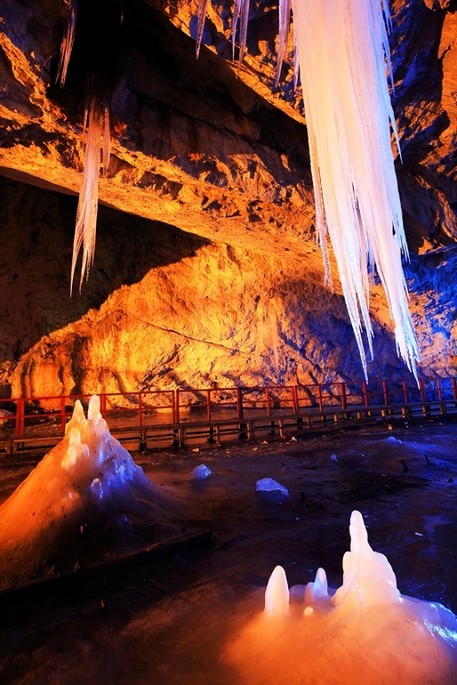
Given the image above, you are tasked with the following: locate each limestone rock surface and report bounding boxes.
[0,0,456,400]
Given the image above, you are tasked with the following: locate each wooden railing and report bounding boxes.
[0,377,456,454]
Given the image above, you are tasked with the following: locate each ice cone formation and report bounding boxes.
[227,511,457,684]
[0,396,160,587]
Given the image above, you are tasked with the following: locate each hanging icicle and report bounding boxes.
[232,0,251,63]
[195,1,419,378]
[70,88,110,294]
[55,0,78,88]
[54,0,123,293]
[290,0,419,379]
[195,0,210,58]
[273,0,291,89]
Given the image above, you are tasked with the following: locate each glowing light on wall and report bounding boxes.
[56,0,421,380]
[197,0,420,380]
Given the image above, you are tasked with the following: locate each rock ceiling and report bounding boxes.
[0,0,456,398]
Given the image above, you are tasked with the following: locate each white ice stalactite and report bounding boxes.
[102,104,111,175]
[55,0,78,88]
[71,91,111,294]
[232,0,250,63]
[196,0,420,379]
[196,0,209,58]
[290,0,420,379]
[274,0,292,89]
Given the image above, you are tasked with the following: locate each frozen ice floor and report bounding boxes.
[1,418,457,684]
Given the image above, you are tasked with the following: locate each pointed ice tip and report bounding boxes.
[88,395,101,422]
[265,565,289,616]
[314,567,328,597]
[350,509,368,537]
[67,399,86,429]
[350,510,364,526]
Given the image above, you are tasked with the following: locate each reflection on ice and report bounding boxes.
[227,511,457,684]
[0,395,173,588]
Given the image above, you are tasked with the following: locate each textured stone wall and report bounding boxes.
[0,0,456,399]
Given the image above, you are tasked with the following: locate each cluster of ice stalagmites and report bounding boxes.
[227,510,457,684]
[0,396,161,586]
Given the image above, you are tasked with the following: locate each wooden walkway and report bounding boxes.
[1,378,456,455]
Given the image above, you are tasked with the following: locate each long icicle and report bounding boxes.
[71,88,110,294]
[195,0,209,58]
[274,0,291,89]
[55,0,78,88]
[290,0,419,380]
[232,0,250,63]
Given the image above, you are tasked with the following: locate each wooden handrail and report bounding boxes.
[1,377,456,443]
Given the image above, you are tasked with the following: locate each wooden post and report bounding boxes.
[138,392,143,427]
[436,378,446,415]
[174,389,180,424]
[401,381,410,418]
[206,388,212,422]
[401,381,409,404]
[362,382,368,407]
[419,378,426,403]
[291,385,299,414]
[15,397,25,437]
[419,379,428,416]
[436,378,442,401]
[452,377,457,403]
[317,384,324,413]
[237,387,246,440]
[340,382,347,410]
[236,387,244,420]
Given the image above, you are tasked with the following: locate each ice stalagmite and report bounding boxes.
[71,90,110,293]
[0,395,172,588]
[265,565,289,616]
[226,510,457,684]
[290,0,420,379]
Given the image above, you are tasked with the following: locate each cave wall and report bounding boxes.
[0,0,456,399]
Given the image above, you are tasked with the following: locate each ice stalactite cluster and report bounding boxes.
[291,0,419,380]
[196,0,209,58]
[56,0,420,378]
[71,91,111,293]
[55,0,113,293]
[55,0,78,88]
[227,511,457,684]
[196,0,420,380]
